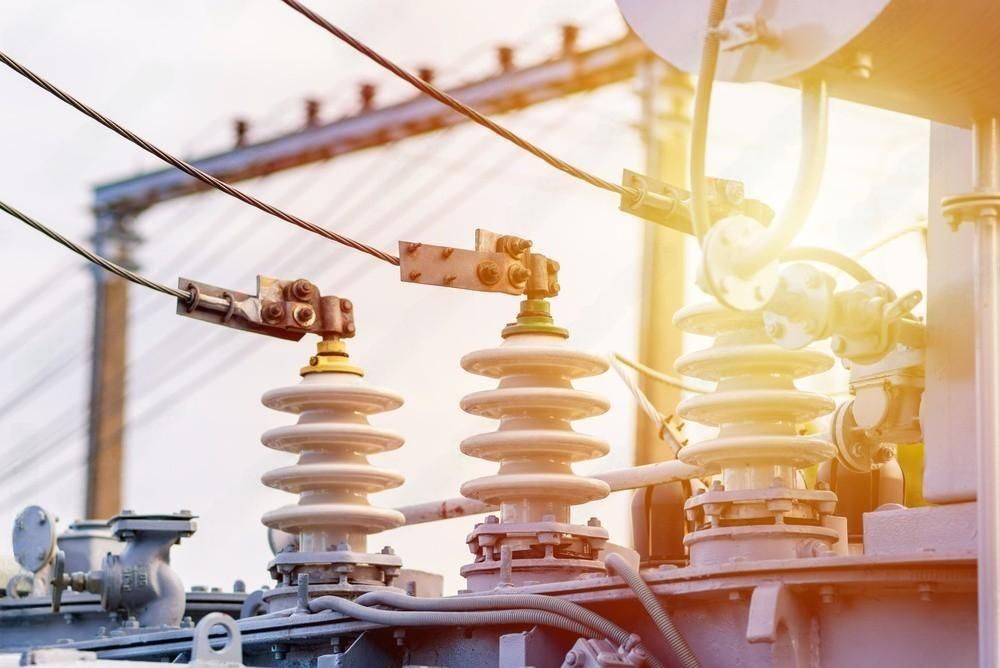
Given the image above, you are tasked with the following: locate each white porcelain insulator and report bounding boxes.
[260,372,405,554]
[673,302,836,492]
[459,332,611,524]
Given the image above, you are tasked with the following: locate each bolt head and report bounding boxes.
[340,299,353,313]
[290,279,315,301]
[587,517,602,527]
[293,304,316,327]
[263,302,285,323]
[477,261,501,286]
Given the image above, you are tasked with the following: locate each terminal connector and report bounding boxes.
[618,169,772,235]
[399,229,559,298]
[175,275,355,341]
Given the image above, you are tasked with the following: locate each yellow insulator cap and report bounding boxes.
[300,339,364,377]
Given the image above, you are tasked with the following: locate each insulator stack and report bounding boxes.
[259,339,405,606]
[673,302,841,565]
[459,299,611,591]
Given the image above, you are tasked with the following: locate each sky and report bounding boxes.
[0,1,928,595]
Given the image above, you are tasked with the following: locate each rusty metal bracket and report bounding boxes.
[399,228,559,298]
[175,275,355,341]
[619,169,773,234]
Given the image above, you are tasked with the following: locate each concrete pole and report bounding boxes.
[634,59,692,465]
[85,212,134,519]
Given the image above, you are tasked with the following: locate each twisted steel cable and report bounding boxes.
[279,0,640,201]
[0,199,190,300]
[0,51,400,266]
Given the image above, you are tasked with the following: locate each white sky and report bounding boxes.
[0,1,927,595]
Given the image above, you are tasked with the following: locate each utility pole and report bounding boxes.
[85,212,136,519]
[634,58,692,465]
[629,59,692,564]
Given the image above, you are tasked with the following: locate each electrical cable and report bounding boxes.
[853,222,928,260]
[688,0,729,244]
[779,246,876,284]
[307,594,596,638]
[0,50,399,266]
[0,199,190,301]
[612,352,710,394]
[354,590,664,668]
[278,0,641,202]
[604,553,701,668]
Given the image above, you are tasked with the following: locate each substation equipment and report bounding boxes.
[2,0,999,666]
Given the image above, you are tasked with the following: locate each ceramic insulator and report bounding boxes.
[674,302,836,492]
[459,332,611,523]
[260,372,405,554]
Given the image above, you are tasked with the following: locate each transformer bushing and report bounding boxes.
[459,299,610,590]
[260,338,405,608]
[673,302,840,565]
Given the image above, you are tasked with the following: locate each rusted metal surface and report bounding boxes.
[175,275,354,342]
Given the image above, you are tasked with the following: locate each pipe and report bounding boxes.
[354,591,664,668]
[689,0,729,244]
[779,246,877,284]
[735,78,829,276]
[605,553,700,668]
[396,459,710,525]
[307,595,594,638]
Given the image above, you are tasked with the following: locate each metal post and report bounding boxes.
[630,59,692,565]
[971,116,1000,668]
[634,58,692,464]
[85,212,134,519]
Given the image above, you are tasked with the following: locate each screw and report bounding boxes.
[406,242,422,254]
[408,271,422,280]
[293,304,315,327]
[262,302,285,323]
[587,517,602,527]
[443,274,457,284]
[381,545,395,555]
[290,279,314,301]
[565,650,578,666]
[345,322,356,335]
[477,261,501,285]
[341,299,353,313]
[441,247,454,258]
[485,515,499,524]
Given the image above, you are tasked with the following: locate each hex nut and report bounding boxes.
[477,261,501,285]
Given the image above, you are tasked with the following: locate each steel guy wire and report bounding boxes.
[278,0,641,202]
[0,50,400,266]
[1,100,590,505]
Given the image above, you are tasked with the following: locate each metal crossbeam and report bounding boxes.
[93,34,649,214]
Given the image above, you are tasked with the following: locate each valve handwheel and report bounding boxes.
[50,550,67,613]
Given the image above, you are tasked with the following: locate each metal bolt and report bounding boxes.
[409,271,422,280]
[564,650,578,666]
[587,517,602,527]
[443,274,457,284]
[815,480,830,491]
[485,515,499,524]
[345,322,356,335]
[441,247,454,258]
[293,304,315,327]
[710,480,724,492]
[406,242,422,254]
[290,279,315,301]
[262,302,285,323]
[508,263,530,286]
[341,299,353,313]
[477,261,501,285]
[381,545,395,555]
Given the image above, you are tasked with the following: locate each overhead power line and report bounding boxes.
[278,0,640,202]
[0,200,189,300]
[0,50,399,266]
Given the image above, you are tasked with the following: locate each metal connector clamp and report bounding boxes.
[618,169,772,234]
[399,228,559,298]
[175,275,355,341]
